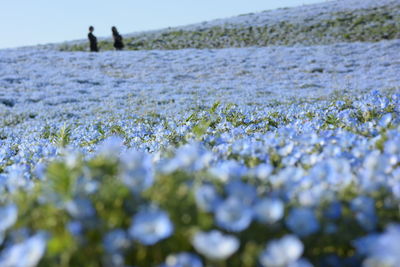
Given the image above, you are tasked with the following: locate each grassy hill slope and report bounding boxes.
[59,0,400,51]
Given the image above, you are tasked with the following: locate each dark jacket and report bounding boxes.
[88,32,99,52]
[113,33,124,50]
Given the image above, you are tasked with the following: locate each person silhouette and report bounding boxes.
[88,26,99,52]
[112,26,124,50]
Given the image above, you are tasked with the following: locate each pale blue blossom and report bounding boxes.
[210,161,247,182]
[324,202,342,220]
[350,196,377,231]
[97,136,125,158]
[103,229,130,253]
[161,252,203,267]
[259,235,304,267]
[0,232,48,267]
[288,259,314,267]
[192,230,239,260]
[286,208,319,237]
[195,184,222,212]
[161,143,212,173]
[378,113,392,128]
[352,234,380,256]
[254,198,284,224]
[3,164,32,192]
[363,224,400,267]
[119,149,154,194]
[251,163,274,180]
[129,209,173,245]
[33,162,47,180]
[0,204,18,232]
[215,197,253,232]
[67,221,83,236]
[225,180,257,205]
[384,137,400,155]
[65,197,96,219]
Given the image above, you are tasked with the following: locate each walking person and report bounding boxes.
[112,26,124,50]
[88,26,99,52]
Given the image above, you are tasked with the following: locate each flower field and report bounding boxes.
[57,0,400,51]
[1,1,400,267]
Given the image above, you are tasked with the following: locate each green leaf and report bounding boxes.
[46,162,76,200]
[54,123,72,148]
[209,101,221,114]
[192,119,212,138]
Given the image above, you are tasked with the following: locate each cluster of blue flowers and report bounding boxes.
[0,87,399,266]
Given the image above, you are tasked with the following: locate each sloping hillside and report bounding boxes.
[59,0,400,51]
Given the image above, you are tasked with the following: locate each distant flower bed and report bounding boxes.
[59,4,400,52]
[1,90,400,266]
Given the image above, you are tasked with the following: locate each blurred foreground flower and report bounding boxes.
[103,229,130,253]
[254,198,284,224]
[363,224,400,267]
[0,232,48,267]
[0,204,18,232]
[215,197,253,232]
[195,184,221,212]
[160,252,203,267]
[259,235,306,267]
[192,230,239,260]
[97,136,125,158]
[120,149,154,194]
[129,209,173,245]
[286,208,319,237]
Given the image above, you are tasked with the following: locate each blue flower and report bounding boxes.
[251,164,274,180]
[67,221,83,236]
[288,258,314,267]
[378,113,392,128]
[0,232,48,267]
[119,149,154,194]
[0,204,18,232]
[225,180,257,205]
[286,208,319,237]
[195,183,221,212]
[161,252,203,267]
[103,229,130,253]
[4,164,32,192]
[324,202,342,220]
[384,137,400,155]
[363,224,400,266]
[355,212,377,232]
[0,146,13,165]
[103,253,125,267]
[33,162,47,180]
[162,143,212,173]
[215,197,253,232]
[210,161,247,182]
[352,234,380,256]
[65,198,96,219]
[308,159,353,188]
[254,198,284,224]
[97,136,125,158]
[129,209,173,245]
[192,230,239,260]
[351,196,377,231]
[350,196,375,214]
[259,235,304,267]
